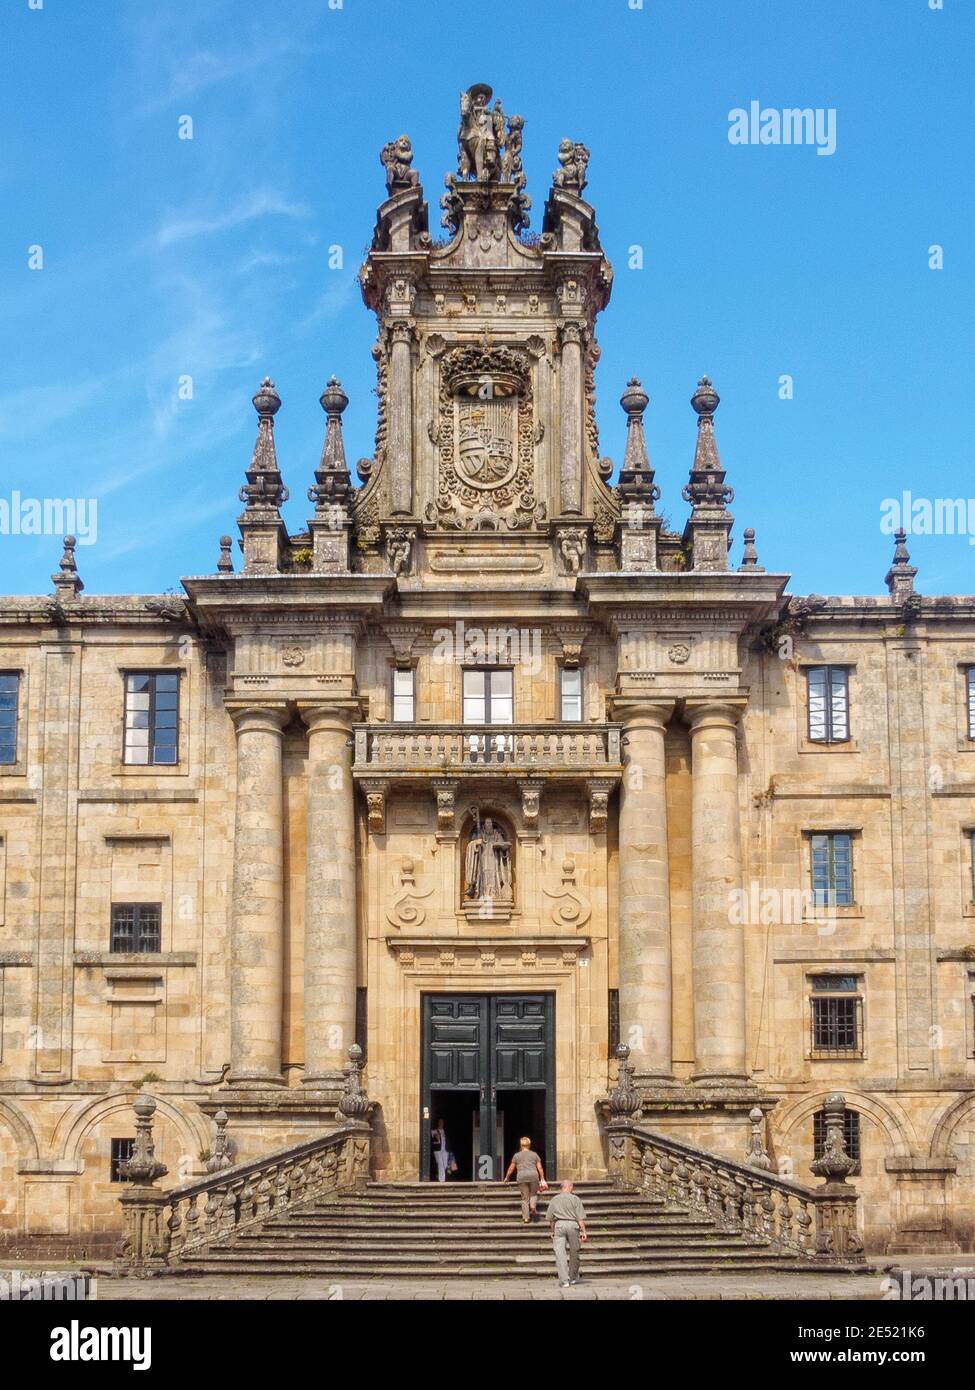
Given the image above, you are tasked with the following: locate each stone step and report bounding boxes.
[265,1212,717,1234]
[187,1238,774,1266]
[175,1252,806,1278]
[229,1233,756,1255]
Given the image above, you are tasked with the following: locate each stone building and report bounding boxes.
[0,87,973,1256]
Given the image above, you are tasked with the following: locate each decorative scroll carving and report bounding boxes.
[385,855,434,930]
[542,855,592,930]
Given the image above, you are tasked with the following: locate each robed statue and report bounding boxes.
[464,810,512,902]
[457,83,506,182]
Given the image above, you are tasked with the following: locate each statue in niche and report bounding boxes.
[463,809,512,903]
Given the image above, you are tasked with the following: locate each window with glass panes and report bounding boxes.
[391,668,415,722]
[806,665,850,743]
[810,831,854,907]
[123,672,179,764]
[967,668,975,740]
[560,667,583,722]
[813,1107,861,1173]
[810,974,863,1056]
[110,903,162,954]
[0,674,19,764]
[462,669,513,724]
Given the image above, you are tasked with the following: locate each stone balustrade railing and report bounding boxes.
[115,1120,370,1276]
[606,1120,865,1263]
[353,722,622,773]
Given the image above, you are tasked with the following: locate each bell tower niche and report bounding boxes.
[355,82,616,582]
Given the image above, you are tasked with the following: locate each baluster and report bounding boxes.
[720,1175,738,1230]
[255,1172,273,1221]
[796,1199,813,1254]
[658,1152,677,1206]
[275,1164,290,1216]
[689,1163,708,1214]
[166,1201,183,1257]
[202,1188,221,1243]
[674,1159,690,1207]
[777,1193,795,1251]
[184,1193,200,1247]
[706,1166,724,1224]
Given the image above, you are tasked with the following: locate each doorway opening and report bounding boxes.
[428,1091,478,1181]
[497,1090,547,1176]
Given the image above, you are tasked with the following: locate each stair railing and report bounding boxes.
[605,1051,865,1264]
[114,1048,373,1277]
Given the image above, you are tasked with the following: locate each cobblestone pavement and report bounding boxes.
[94,1271,885,1300]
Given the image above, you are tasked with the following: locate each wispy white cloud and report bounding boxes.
[154,188,311,249]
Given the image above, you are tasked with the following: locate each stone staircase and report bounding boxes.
[168,1180,835,1280]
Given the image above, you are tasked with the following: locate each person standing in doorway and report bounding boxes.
[431,1117,450,1183]
[547,1178,587,1287]
[502,1136,547,1222]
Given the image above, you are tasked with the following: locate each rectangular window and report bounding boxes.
[967,668,975,741]
[0,673,19,765]
[608,989,620,1056]
[462,669,513,725]
[810,832,854,907]
[810,974,864,1056]
[110,902,162,954]
[392,668,415,722]
[123,672,179,765]
[806,666,850,743]
[110,1137,135,1183]
[813,1108,861,1174]
[355,987,367,1062]
[560,667,583,722]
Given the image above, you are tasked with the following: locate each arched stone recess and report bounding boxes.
[772,1089,917,1164]
[53,1091,209,1171]
[929,1092,975,1160]
[0,1097,41,1168]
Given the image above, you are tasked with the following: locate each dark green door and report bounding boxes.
[421,993,554,1181]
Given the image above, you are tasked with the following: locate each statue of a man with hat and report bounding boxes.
[457,83,506,181]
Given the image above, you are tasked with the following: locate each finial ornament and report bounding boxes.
[52,534,83,598]
[336,1044,373,1125]
[217,535,234,573]
[885,526,917,601]
[607,1042,642,1121]
[739,527,764,571]
[744,1105,773,1170]
[239,377,288,513]
[308,376,352,511]
[810,1092,857,1185]
[117,1093,168,1187]
[617,378,660,510]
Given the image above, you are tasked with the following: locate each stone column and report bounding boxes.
[688,702,747,1083]
[300,704,357,1085]
[617,701,674,1079]
[388,320,415,516]
[558,322,584,515]
[228,705,287,1085]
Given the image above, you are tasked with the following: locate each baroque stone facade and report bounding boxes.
[1,86,973,1255]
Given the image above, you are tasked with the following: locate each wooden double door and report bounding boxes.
[421,994,555,1182]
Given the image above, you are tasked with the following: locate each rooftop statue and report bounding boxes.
[456,83,525,185]
[552,138,590,194]
[379,134,420,195]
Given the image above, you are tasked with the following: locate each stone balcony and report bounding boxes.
[352,723,622,832]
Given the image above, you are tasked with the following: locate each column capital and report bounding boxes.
[611,696,675,731]
[686,699,746,733]
[297,701,358,738]
[225,702,289,737]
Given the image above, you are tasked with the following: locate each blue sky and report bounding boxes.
[1,0,971,596]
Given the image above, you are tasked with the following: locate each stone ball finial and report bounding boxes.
[252,377,281,419]
[620,378,649,418]
[320,376,349,417]
[133,1093,157,1121]
[691,375,719,416]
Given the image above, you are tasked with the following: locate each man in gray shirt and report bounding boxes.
[546,1179,587,1286]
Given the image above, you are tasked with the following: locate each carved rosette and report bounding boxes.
[434,345,539,530]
